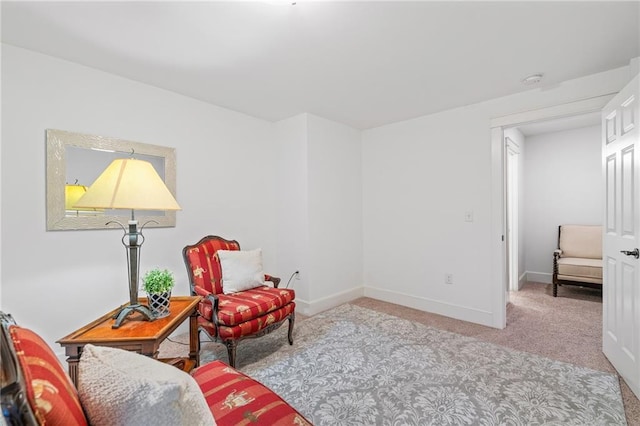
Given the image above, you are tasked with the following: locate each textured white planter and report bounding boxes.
[148,292,171,319]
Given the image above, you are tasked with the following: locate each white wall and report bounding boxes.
[363,106,495,325]
[1,45,363,354]
[1,45,278,353]
[275,114,363,314]
[307,114,363,313]
[275,115,310,302]
[523,124,602,283]
[362,65,632,327]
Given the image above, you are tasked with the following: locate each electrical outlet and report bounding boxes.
[295,270,301,280]
[445,273,454,284]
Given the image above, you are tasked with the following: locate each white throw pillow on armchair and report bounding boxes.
[217,248,266,294]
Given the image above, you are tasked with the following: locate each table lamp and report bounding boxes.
[74,157,181,328]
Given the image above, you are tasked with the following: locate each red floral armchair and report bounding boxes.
[182,235,295,367]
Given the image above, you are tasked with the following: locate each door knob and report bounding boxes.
[620,248,640,259]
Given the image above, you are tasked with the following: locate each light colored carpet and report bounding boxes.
[160,282,639,424]
[242,303,626,425]
[351,283,639,425]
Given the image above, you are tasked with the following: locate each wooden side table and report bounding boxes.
[57,296,201,386]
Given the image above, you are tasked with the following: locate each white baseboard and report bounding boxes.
[295,286,365,316]
[363,286,496,328]
[294,285,500,328]
[518,272,527,290]
[526,271,552,284]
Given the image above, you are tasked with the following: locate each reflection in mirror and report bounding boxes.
[46,129,177,230]
[64,182,103,217]
[65,147,165,217]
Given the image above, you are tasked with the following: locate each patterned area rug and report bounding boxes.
[198,304,627,425]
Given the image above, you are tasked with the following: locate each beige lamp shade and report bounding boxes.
[73,158,181,211]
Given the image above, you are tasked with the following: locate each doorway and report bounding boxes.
[489,94,615,329]
[504,112,602,297]
[491,81,640,399]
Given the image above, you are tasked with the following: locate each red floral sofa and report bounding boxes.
[0,312,311,425]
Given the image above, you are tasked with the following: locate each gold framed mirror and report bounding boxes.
[46,129,177,231]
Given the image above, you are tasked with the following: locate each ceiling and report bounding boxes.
[1,1,638,129]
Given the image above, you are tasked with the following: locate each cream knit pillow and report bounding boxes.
[77,344,215,426]
[218,248,266,294]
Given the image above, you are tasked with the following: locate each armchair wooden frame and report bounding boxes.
[552,225,603,297]
[552,252,603,296]
[182,235,295,367]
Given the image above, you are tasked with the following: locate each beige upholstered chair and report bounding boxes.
[552,225,603,297]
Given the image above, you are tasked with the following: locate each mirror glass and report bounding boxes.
[46,129,177,230]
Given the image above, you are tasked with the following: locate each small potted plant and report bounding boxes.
[143,268,175,319]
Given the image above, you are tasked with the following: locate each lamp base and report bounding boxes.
[111,303,156,329]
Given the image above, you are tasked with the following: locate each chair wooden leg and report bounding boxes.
[553,282,558,297]
[287,313,295,345]
[225,340,237,368]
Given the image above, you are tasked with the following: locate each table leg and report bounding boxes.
[189,311,200,367]
[66,357,80,388]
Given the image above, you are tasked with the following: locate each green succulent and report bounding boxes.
[142,268,175,295]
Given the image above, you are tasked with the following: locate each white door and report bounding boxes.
[602,74,640,399]
[506,138,520,292]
